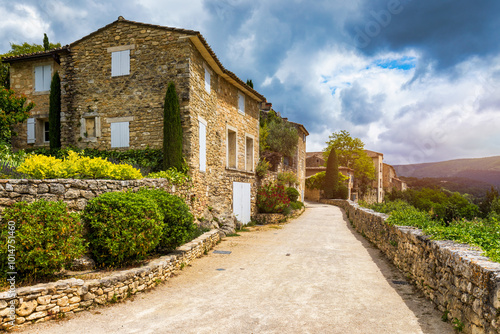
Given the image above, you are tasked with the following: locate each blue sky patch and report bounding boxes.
[374,56,417,71]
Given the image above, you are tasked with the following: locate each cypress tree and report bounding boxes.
[43,33,50,51]
[163,82,183,170]
[323,148,339,198]
[49,71,61,149]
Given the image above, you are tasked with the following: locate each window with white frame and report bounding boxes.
[238,92,245,114]
[204,67,211,94]
[110,122,129,148]
[34,65,51,92]
[199,119,207,172]
[227,128,237,169]
[43,121,50,143]
[111,50,130,77]
[245,136,254,172]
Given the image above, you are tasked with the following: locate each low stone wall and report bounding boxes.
[0,230,221,331]
[322,199,500,334]
[253,207,305,225]
[0,178,192,212]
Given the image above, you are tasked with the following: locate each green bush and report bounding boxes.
[336,185,349,200]
[146,168,191,186]
[290,201,304,210]
[277,171,298,186]
[255,158,270,178]
[257,182,290,213]
[0,200,86,279]
[386,205,434,229]
[285,187,300,202]
[137,188,196,251]
[82,191,164,266]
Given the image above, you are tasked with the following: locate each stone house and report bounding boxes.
[3,16,266,223]
[364,150,384,203]
[383,163,407,192]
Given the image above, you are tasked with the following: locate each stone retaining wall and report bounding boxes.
[253,207,305,225]
[0,230,221,331]
[322,199,500,334]
[0,178,194,213]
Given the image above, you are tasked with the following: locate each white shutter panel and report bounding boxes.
[110,123,119,147]
[34,67,43,92]
[238,93,245,113]
[121,122,129,147]
[204,68,210,93]
[121,50,130,76]
[111,52,121,77]
[199,121,206,171]
[43,65,52,91]
[27,118,35,143]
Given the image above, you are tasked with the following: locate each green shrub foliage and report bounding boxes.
[337,184,349,200]
[137,188,196,251]
[0,200,86,279]
[49,71,61,149]
[163,82,183,171]
[83,191,164,266]
[290,201,304,210]
[285,187,300,202]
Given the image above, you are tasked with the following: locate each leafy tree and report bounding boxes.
[0,88,34,144]
[260,110,298,157]
[323,130,375,194]
[1,38,61,88]
[323,149,339,198]
[246,79,253,88]
[163,82,183,171]
[49,71,61,149]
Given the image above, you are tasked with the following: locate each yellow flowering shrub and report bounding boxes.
[17,151,143,180]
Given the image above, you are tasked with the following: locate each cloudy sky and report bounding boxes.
[1,0,499,165]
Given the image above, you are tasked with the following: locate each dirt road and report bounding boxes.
[21,202,453,334]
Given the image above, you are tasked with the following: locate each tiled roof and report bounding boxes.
[2,16,265,102]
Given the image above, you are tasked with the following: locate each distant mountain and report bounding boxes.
[394,156,500,188]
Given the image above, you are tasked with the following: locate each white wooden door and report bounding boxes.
[233,182,251,225]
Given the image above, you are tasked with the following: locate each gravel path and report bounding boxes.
[21,202,453,334]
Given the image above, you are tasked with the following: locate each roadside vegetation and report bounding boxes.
[362,187,500,263]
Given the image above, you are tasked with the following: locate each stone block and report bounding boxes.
[26,311,47,321]
[56,296,68,307]
[37,296,52,305]
[16,300,37,317]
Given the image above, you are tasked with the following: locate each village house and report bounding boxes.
[3,16,266,223]
[383,163,408,192]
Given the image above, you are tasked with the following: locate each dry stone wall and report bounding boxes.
[0,230,220,331]
[322,199,500,334]
[0,178,193,213]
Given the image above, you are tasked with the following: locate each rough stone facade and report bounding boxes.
[0,230,221,331]
[5,17,264,220]
[322,199,500,334]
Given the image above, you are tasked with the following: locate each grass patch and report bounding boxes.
[225,233,240,237]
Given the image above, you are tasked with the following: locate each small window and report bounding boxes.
[238,92,245,114]
[227,129,237,169]
[85,118,96,138]
[245,137,254,172]
[199,120,207,172]
[204,67,211,94]
[44,121,50,143]
[110,122,129,148]
[111,50,130,77]
[34,65,51,92]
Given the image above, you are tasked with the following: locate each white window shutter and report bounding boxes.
[27,118,35,143]
[204,68,211,93]
[110,123,119,147]
[34,67,43,92]
[121,121,129,147]
[111,52,120,77]
[238,93,245,113]
[199,121,206,171]
[121,50,130,76]
[43,65,51,91]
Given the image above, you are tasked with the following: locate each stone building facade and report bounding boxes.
[3,17,265,222]
[383,163,407,192]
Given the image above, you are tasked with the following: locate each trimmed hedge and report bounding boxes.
[285,187,300,202]
[137,188,196,251]
[0,200,86,279]
[82,191,164,266]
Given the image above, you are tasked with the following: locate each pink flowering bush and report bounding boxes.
[257,182,290,213]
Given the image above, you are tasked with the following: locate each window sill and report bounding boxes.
[33,91,49,96]
[225,167,255,175]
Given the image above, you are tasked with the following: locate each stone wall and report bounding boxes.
[0,178,194,213]
[322,199,500,334]
[253,207,305,225]
[0,230,221,331]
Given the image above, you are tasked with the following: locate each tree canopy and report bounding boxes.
[323,130,375,193]
[0,88,34,144]
[260,110,298,157]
